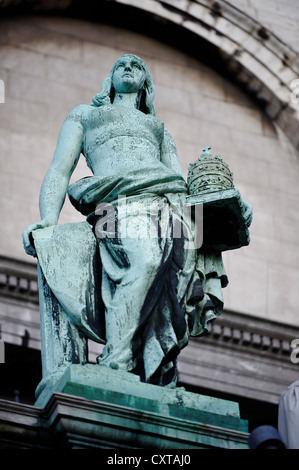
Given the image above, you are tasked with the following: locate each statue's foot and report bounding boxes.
[109,362,119,370]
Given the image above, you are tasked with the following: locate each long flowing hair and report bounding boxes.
[91,54,156,116]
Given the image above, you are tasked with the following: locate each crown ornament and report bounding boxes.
[186,145,252,252]
[187,145,234,195]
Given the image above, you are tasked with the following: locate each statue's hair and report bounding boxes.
[91,54,156,116]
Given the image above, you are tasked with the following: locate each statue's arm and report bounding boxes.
[160,128,185,179]
[39,115,84,223]
[23,108,84,256]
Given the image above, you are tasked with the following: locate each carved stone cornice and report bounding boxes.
[201,309,298,360]
[0,392,249,449]
[0,254,297,360]
[0,255,38,304]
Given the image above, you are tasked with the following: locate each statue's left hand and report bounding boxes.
[22,219,55,257]
[241,199,253,228]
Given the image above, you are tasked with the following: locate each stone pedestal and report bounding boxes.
[34,364,249,449]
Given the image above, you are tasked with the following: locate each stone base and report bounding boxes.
[186,188,250,251]
[35,364,249,449]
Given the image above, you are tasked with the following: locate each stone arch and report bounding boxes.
[1,0,299,151]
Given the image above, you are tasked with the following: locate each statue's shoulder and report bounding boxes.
[65,104,94,124]
[163,127,176,147]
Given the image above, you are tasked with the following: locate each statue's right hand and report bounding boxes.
[22,219,55,258]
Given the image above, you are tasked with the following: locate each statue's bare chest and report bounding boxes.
[84,105,164,147]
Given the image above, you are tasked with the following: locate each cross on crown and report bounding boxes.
[202,145,212,155]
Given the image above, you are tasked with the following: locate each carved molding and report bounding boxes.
[0,256,38,304]
[1,254,298,358]
[204,310,297,359]
[0,393,249,449]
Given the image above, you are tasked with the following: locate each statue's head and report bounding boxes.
[91,54,156,115]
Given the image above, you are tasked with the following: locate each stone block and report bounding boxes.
[274,214,299,245]
[155,83,192,116]
[226,128,295,164]
[0,388,248,449]
[35,364,239,416]
[178,336,297,404]
[269,163,299,196]
[268,264,299,325]
[226,154,270,189]
[241,184,298,220]
[0,45,46,77]
[223,252,268,317]
[257,8,297,33]
[7,70,92,113]
[251,210,277,238]
[196,66,227,101]
[250,235,299,270]
[37,17,117,47]
[46,55,101,91]
[187,1,211,26]
[81,42,121,69]
[174,139,198,175]
[223,77,256,108]
[34,364,248,449]
[190,95,264,135]
[0,97,49,135]
[6,19,83,62]
[215,15,249,44]
[154,60,202,94]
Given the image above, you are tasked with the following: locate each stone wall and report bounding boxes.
[0,13,298,328]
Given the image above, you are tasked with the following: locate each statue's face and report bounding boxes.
[112,55,146,94]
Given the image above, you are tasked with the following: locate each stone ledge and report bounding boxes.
[0,255,38,304]
[0,362,249,449]
[35,364,240,418]
[205,313,296,358]
[0,367,249,448]
[42,391,249,449]
[35,364,248,448]
[0,399,46,449]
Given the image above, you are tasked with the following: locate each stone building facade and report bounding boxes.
[0,0,299,445]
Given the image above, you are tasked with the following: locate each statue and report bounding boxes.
[22,54,252,398]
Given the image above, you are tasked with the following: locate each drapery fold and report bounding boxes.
[34,168,228,386]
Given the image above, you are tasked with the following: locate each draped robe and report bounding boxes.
[34,167,228,387]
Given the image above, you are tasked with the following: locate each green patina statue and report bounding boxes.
[22,54,252,399]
